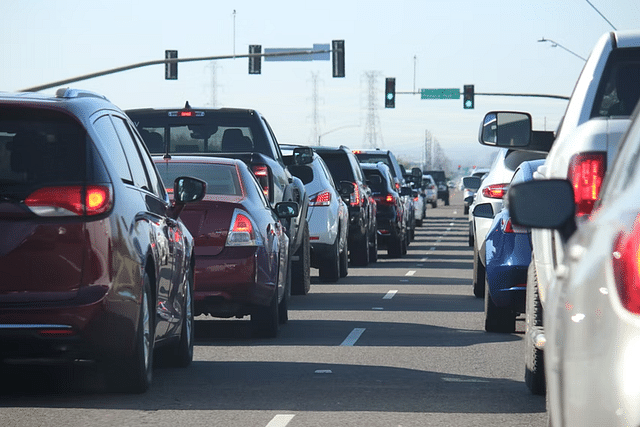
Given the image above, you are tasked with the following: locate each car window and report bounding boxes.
[155,162,242,196]
[591,47,640,118]
[129,121,167,200]
[0,107,86,199]
[111,116,152,191]
[93,115,134,184]
[318,152,353,185]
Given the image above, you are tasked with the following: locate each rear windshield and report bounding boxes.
[592,47,640,117]
[154,162,242,196]
[128,112,273,157]
[363,169,390,193]
[0,107,87,199]
[316,152,355,184]
[354,153,394,175]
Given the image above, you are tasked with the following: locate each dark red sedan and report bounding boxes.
[153,156,298,338]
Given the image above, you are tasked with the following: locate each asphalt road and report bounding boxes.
[0,190,548,427]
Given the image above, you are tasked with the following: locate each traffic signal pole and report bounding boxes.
[395,90,569,101]
[20,47,336,93]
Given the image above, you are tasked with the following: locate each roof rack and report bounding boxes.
[55,88,109,101]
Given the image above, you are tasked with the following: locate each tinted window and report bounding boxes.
[155,162,242,196]
[112,116,152,191]
[317,152,354,185]
[592,47,640,117]
[94,115,133,184]
[363,169,390,193]
[0,107,86,198]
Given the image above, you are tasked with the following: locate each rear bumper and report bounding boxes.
[194,246,276,317]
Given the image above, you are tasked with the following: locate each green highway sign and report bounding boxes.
[421,88,460,99]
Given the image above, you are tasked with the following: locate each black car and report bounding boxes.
[313,146,377,266]
[361,162,409,258]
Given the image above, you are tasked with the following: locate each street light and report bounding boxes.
[317,124,360,145]
[538,37,586,62]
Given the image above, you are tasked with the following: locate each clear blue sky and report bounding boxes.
[3,1,639,171]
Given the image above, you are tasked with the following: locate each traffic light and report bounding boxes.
[332,40,345,78]
[385,77,396,108]
[249,45,261,74]
[165,50,178,80]
[463,84,474,109]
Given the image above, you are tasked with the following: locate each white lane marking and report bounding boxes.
[383,290,398,299]
[315,370,332,374]
[421,258,428,262]
[405,271,416,276]
[266,414,295,427]
[442,377,490,383]
[372,307,384,310]
[340,328,366,346]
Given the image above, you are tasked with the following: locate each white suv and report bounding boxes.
[478,30,640,397]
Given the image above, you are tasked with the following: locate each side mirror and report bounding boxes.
[288,165,314,185]
[463,176,482,191]
[508,180,576,239]
[174,176,206,203]
[479,111,532,148]
[400,186,412,197]
[472,203,494,219]
[293,146,314,165]
[411,167,422,178]
[339,181,355,196]
[464,195,475,205]
[275,201,299,219]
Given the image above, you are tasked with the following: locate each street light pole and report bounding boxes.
[318,124,360,145]
[538,37,587,62]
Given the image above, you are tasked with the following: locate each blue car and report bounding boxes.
[483,159,545,333]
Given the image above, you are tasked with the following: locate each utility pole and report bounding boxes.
[363,71,382,148]
[310,72,321,145]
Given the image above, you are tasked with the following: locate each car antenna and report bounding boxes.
[184,101,191,109]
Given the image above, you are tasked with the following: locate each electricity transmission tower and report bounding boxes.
[363,71,383,148]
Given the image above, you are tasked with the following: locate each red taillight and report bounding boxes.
[252,164,270,199]
[38,328,76,337]
[568,152,606,217]
[350,183,361,206]
[502,217,526,234]
[613,214,640,314]
[482,183,509,199]
[226,210,258,246]
[310,191,331,206]
[373,194,395,205]
[24,185,112,217]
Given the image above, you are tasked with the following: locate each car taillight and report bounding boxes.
[568,152,606,218]
[226,209,259,246]
[350,183,361,207]
[310,191,331,206]
[24,185,112,217]
[482,183,509,199]
[252,164,270,199]
[502,217,526,234]
[613,213,640,314]
[373,194,395,205]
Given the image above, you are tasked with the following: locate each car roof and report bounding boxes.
[151,155,244,167]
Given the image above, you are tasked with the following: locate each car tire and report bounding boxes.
[484,272,516,333]
[319,235,340,282]
[156,267,194,368]
[291,224,311,296]
[444,195,450,206]
[251,286,279,338]
[464,205,469,215]
[368,231,378,263]
[525,259,546,395]
[401,230,408,255]
[107,270,154,393]
[416,218,423,227]
[472,245,485,298]
[388,234,403,258]
[350,230,370,267]
[339,231,349,278]
[431,201,437,208]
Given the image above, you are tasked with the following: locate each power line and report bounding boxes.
[585,0,617,30]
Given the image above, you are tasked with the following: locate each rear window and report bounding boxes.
[363,169,389,193]
[316,152,355,184]
[592,47,640,117]
[354,153,394,174]
[154,162,242,196]
[0,107,87,199]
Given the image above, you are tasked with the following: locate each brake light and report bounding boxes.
[502,217,526,234]
[252,164,270,199]
[568,152,606,217]
[226,210,259,246]
[482,183,509,199]
[350,183,361,207]
[373,194,395,205]
[24,185,112,217]
[310,191,331,206]
[613,213,640,314]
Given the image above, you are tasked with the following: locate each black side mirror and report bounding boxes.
[463,176,482,191]
[400,187,412,197]
[293,146,314,165]
[472,203,494,219]
[169,176,207,219]
[275,201,299,219]
[339,181,355,196]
